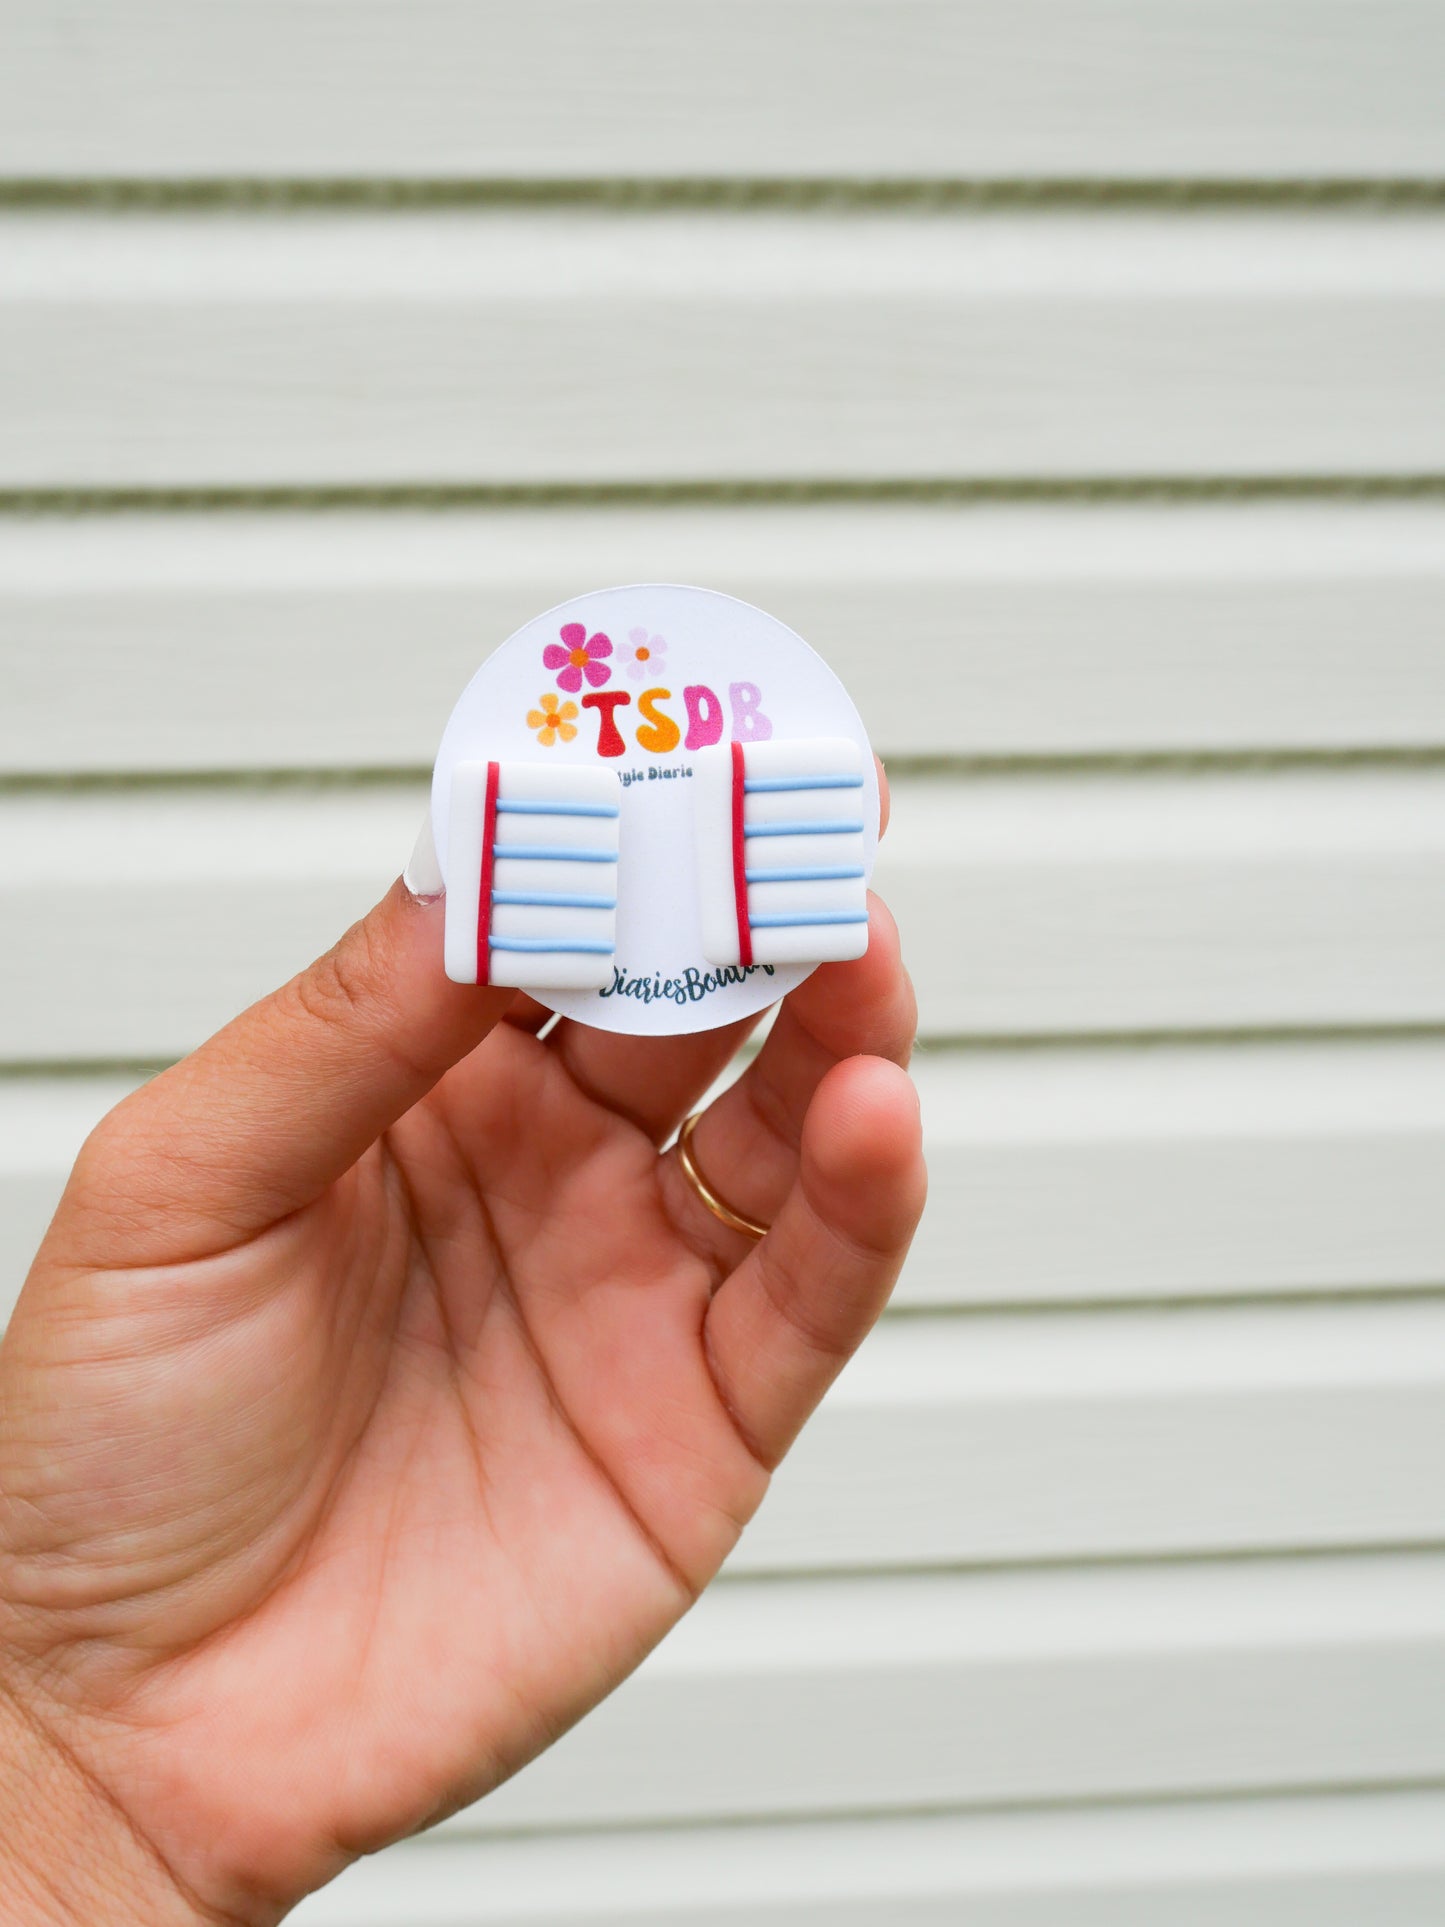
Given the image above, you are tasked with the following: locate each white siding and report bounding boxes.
[2,209,1443,487]
[303,1791,1445,1925]
[1,4,1441,1919]
[1,2,1442,181]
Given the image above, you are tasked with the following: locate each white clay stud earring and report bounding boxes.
[695,737,870,968]
[444,761,622,988]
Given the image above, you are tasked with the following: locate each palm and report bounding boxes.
[0,883,921,1924]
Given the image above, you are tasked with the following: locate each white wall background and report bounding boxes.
[3,4,1445,1919]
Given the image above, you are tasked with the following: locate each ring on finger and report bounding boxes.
[674,1112,770,1242]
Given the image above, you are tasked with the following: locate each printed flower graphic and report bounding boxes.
[527,692,579,747]
[623,627,668,682]
[544,622,612,692]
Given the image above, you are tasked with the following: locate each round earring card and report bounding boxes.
[431,583,880,1036]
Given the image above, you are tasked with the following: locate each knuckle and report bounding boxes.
[290,922,380,1033]
[755,1238,856,1367]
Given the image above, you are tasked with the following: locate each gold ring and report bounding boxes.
[675,1112,770,1242]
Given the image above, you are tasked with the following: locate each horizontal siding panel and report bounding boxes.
[910,1038,1445,1305]
[739,1297,1445,1571]
[3,2,1444,183]
[6,502,1445,773]
[459,1553,1445,1831]
[2,211,1443,488]
[882,766,1445,1036]
[5,770,1445,1059]
[9,1038,1445,1316]
[0,788,420,1065]
[298,1790,1445,1925]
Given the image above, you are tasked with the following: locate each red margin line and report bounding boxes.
[730,739,752,968]
[476,759,500,985]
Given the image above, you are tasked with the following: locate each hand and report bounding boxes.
[0,784,924,1926]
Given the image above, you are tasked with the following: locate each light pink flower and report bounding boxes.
[543,623,613,692]
[622,627,668,682]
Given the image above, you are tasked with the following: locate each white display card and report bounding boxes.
[431,584,880,1036]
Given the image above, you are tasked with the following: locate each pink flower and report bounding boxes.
[543,623,612,692]
[622,627,668,682]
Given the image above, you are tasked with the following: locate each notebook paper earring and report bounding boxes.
[696,737,869,967]
[444,761,622,988]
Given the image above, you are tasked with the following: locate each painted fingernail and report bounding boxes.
[403,809,444,900]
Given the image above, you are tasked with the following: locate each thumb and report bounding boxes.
[57,858,513,1266]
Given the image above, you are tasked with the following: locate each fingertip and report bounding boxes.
[802,1056,927,1251]
[864,889,901,970]
[852,891,905,1001]
[783,892,917,1067]
[810,1054,923,1170]
[862,895,919,1059]
[874,753,891,839]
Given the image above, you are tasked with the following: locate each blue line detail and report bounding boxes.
[749,912,871,929]
[489,938,615,955]
[493,845,619,863]
[495,800,620,818]
[744,821,865,838]
[743,775,863,793]
[746,866,866,883]
[492,891,617,910]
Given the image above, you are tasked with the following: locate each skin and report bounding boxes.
[0,775,924,1925]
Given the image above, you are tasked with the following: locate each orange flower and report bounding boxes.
[526,691,579,747]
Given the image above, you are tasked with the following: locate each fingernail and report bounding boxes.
[403,810,444,900]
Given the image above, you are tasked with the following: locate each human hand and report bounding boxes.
[0,781,924,1925]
